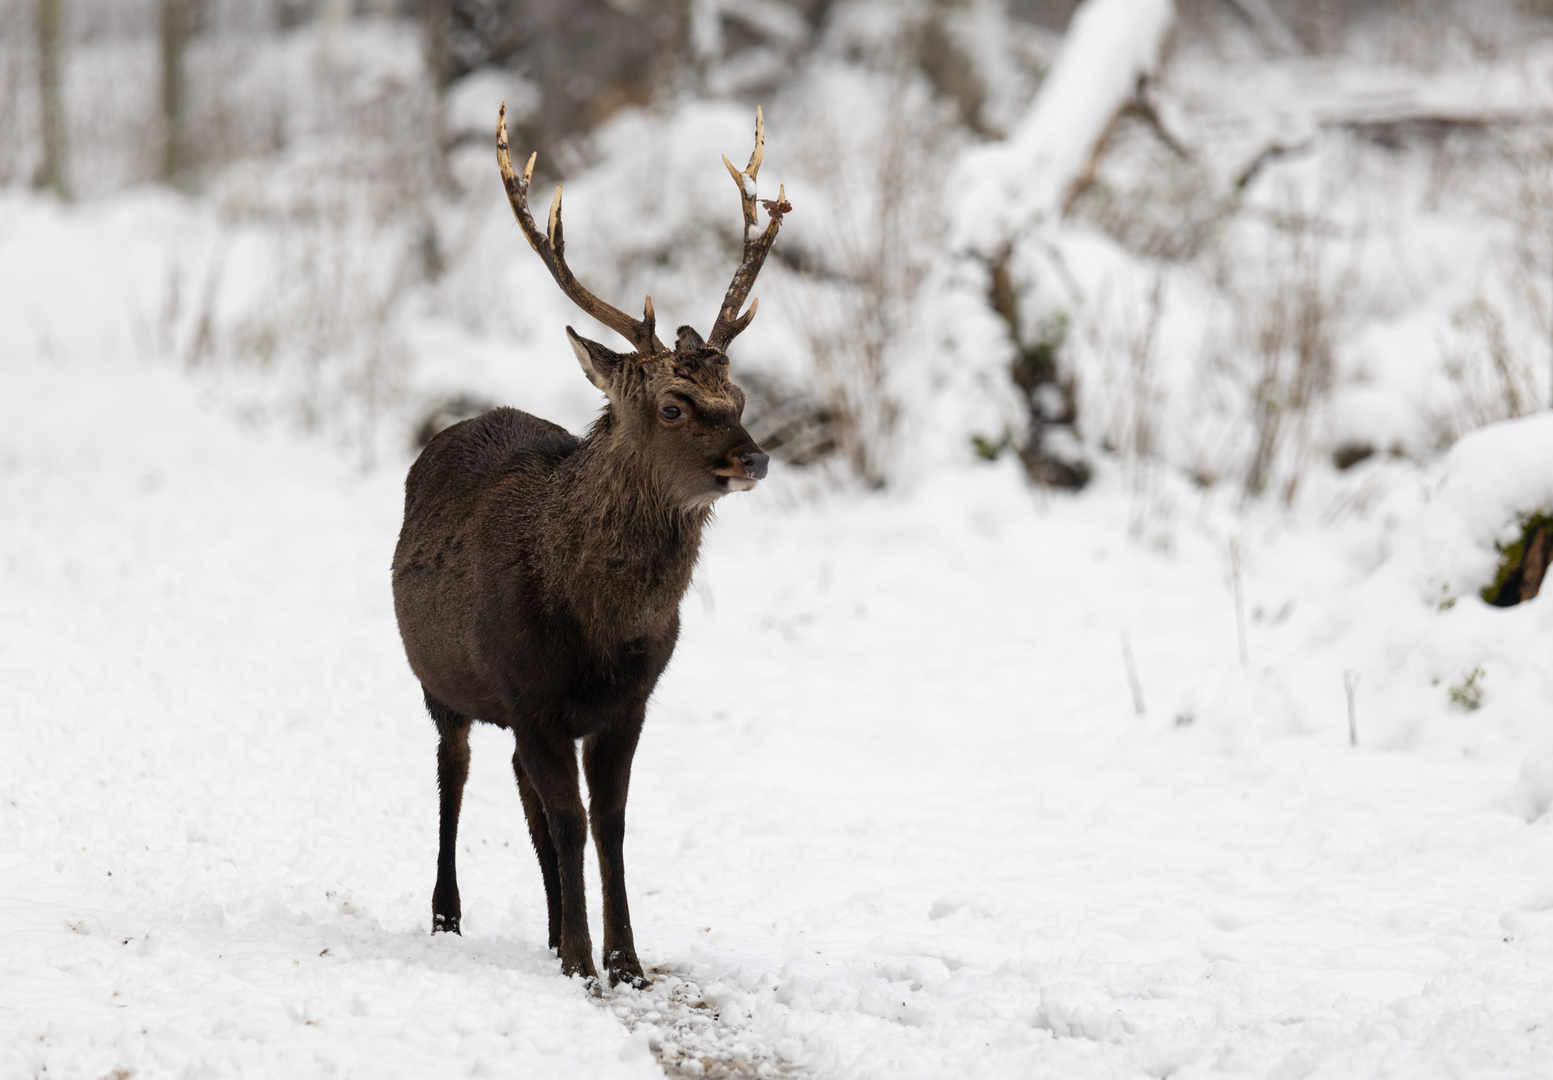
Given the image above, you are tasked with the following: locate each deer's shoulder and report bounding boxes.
[408,406,579,497]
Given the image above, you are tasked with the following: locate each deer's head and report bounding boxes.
[498,105,790,510]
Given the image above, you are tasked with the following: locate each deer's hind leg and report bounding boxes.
[512,725,598,984]
[426,690,471,935]
[511,745,563,951]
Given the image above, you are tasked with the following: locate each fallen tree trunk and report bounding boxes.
[954,0,1176,254]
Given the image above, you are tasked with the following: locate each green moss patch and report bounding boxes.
[1449,666,1486,711]
[1481,511,1553,608]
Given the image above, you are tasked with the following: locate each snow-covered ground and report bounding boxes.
[4,183,1553,1078]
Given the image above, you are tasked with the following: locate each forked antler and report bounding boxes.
[497,103,664,356]
[708,106,792,352]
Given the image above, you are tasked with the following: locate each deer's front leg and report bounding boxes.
[428,694,471,935]
[513,726,598,987]
[583,720,647,989]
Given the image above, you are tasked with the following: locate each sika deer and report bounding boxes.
[391,106,790,989]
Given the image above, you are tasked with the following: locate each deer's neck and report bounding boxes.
[542,416,710,648]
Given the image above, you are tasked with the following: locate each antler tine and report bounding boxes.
[746,105,765,180]
[718,296,759,342]
[722,154,757,230]
[719,106,766,233]
[496,103,664,355]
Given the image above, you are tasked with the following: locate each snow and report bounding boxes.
[1508,741,1553,822]
[447,68,542,138]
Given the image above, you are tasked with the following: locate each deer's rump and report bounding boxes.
[391,407,580,725]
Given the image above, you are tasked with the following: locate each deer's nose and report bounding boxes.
[740,449,769,480]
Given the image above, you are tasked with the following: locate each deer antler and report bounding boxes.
[708,106,792,352]
[497,103,663,356]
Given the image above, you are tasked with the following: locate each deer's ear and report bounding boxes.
[675,325,705,352]
[566,327,628,394]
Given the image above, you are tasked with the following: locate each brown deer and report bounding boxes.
[391,105,790,990]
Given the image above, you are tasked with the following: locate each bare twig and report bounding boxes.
[1234,189,1346,505]
[1343,670,1359,747]
[1064,76,1189,215]
[1230,538,1248,667]
[1233,138,1315,192]
[1124,90,1192,162]
[183,245,226,368]
[1320,106,1553,139]
[1121,628,1145,716]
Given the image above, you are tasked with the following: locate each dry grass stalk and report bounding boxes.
[1230,537,1248,667]
[784,72,950,488]
[1436,295,1542,444]
[1121,628,1146,716]
[1124,272,1165,533]
[1344,670,1359,747]
[1231,197,1351,505]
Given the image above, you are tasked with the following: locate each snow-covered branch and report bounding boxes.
[952,0,1176,255]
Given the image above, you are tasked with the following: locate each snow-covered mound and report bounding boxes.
[1172,413,1553,771]
[1416,412,1553,607]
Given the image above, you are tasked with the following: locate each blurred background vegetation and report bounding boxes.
[2,0,1551,501]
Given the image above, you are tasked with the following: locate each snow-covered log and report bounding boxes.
[953,0,1176,255]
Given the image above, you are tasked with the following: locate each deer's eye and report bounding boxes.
[660,405,682,421]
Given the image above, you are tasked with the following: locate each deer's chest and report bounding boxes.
[556,624,678,736]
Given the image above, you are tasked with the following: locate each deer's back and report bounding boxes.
[401,405,577,517]
[392,407,579,720]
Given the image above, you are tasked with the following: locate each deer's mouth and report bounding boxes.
[715,474,759,493]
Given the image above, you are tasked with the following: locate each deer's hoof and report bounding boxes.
[606,950,649,990]
[432,912,461,935]
[560,951,600,985]
[612,970,651,991]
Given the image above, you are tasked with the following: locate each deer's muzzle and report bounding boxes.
[714,444,768,492]
[740,449,769,481]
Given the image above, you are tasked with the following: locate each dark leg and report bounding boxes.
[512,726,598,985]
[511,747,563,951]
[583,721,647,989]
[426,691,471,935]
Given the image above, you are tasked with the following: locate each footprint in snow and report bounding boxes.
[601,967,802,1079]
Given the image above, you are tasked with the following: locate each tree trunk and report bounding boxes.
[423,0,453,93]
[421,0,453,195]
[159,0,190,186]
[34,0,66,197]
